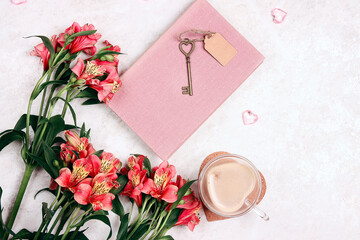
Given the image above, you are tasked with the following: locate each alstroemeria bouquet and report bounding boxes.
[0,22,122,239]
[117,155,202,240]
[0,22,202,240]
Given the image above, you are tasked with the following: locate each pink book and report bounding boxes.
[109,0,264,160]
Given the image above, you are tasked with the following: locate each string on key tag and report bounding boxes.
[178,29,237,96]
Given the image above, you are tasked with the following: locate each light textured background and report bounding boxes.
[0,0,359,239]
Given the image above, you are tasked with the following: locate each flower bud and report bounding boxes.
[184,188,192,196]
[100,56,107,61]
[105,55,115,62]
[179,200,185,205]
[160,210,167,217]
[53,160,60,168]
[74,79,86,86]
[70,76,77,83]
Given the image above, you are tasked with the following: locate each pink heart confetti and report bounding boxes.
[11,0,27,5]
[271,8,287,24]
[242,110,258,125]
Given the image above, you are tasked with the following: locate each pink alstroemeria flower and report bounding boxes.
[99,151,122,175]
[121,167,148,207]
[171,176,199,210]
[71,58,106,86]
[142,161,178,203]
[55,158,92,192]
[174,198,202,231]
[92,40,121,73]
[90,69,122,105]
[74,173,116,211]
[58,22,101,55]
[62,130,95,162]
[30,35,58,70]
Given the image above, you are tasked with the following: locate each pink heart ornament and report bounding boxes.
[242,110,258,125]
[271,8,287,24]
[11,0,27,5]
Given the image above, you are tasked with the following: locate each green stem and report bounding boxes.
[151,210,172,240]
[46,200,72,239]
[25,72,48,149]
[32,85,70,154]
[3,164,35,240]
[38,68,53,124]
[60,207,80,240]
[70,208,92,227]
[49,187,61,210]
[61,90,71,118]
[127,197,151,240]
[139,203,161,240]
[33,219,47,240]
[68,226,81,240]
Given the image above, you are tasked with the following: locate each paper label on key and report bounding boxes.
[204,33,237,66]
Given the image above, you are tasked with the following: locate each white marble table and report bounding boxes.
[0,0,359,239]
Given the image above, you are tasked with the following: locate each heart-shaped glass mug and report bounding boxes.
[198,154,269,220]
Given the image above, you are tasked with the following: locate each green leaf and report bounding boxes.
[85,128,91,139]
[44,115,65,146]
[171,180,197,210]
[157,236,175,240]
[25,35,55,66]
[116,213,129,240]
[64,124,78,130]
[29,153,54,178]
[128,222,150,240]
[163,208,182,229]
[14,114,39,132]
[0,187,4,238]
[10,228,34,239]
[42,142,61,178]
[133,154,152,177]
[93,150,103,158]
[90,50,123,61]
[111,174,128,195]
[41,202,54,221]
[69,30,97,39]
[65,230,89,240]
[52,97,77,126]
[34,188,55,199]
[82,98,101,105]
[0,130,25,151]
[72,150,80,159]
[73,212,112,240]
[32,81,65,100]
[74,88,98,99]
[111,195,124,218]
[53,136,66,144]
[80,123,86,138]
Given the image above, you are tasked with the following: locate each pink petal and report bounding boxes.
[141,178,155,194]
[242,110,258,125]
[74,183,92,205]
[87,155,101,177]
[55,168,72,188]
[11,0,26,5]
[271,8,287,24]
[161,185,178,203]
[71,58,85,77]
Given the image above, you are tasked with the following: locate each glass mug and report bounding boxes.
[198,154,269,221]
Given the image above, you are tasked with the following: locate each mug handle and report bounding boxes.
[245,200,270,221]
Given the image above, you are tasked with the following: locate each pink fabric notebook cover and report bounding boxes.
[109,0,264,160]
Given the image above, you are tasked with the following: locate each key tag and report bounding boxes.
[204,33,237,66]
[178,29,237,67]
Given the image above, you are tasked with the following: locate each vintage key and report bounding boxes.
[179,38,195,96]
